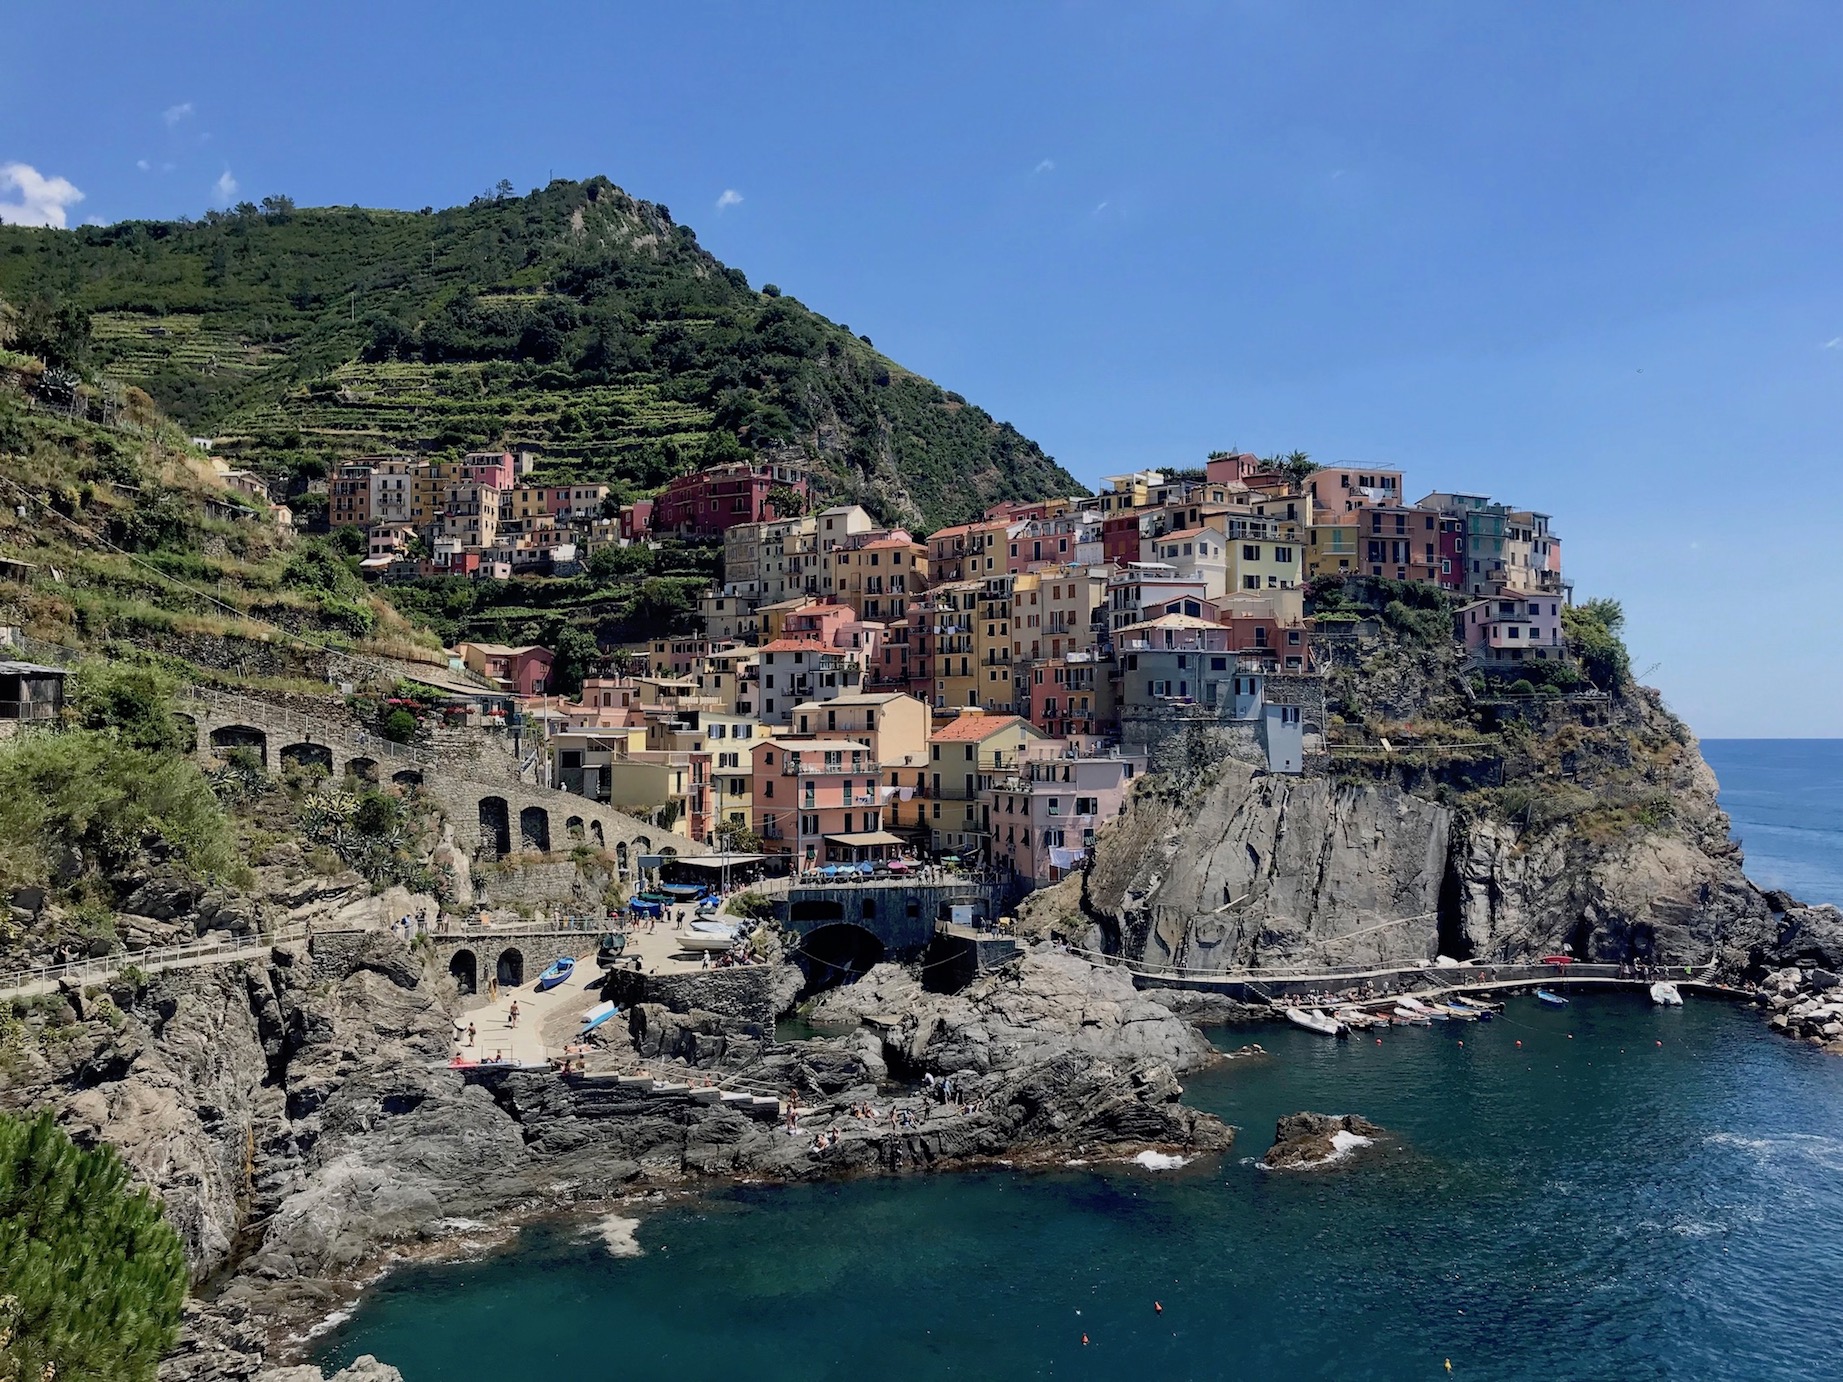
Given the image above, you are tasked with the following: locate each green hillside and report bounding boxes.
[0,177,1075,528]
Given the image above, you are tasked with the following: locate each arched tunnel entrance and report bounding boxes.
[496,948,525,988]
[792,921,887,996]
[449,949,477,996]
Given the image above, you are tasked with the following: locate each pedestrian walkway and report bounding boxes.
[453,942,603,1066]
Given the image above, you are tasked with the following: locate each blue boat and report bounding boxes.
[536,956,576,991]
[1535,988,1570,1007]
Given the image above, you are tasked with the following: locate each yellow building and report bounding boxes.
[1306,515,1361,577]
[973,574,1015,712]
[922,580,981,712]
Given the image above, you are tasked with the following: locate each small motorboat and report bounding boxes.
[580,1000,621,1033]
[1539,955,1575,967]
[535,957,576,991]
[1397,996,1449,1021]
[1649,982,1684,1007]
[671,929,737,953]
[688,919,739,935]
[1535,988,1570,1007]
[1428,1002,1478,1021]
[1452,996,1503,1013]
[1391,1006,1433,1026]
[596,931,627,967]
[1284,1007,1346,1037]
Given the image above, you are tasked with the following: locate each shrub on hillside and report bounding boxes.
[0,731,236,889]
[0,1108,188,1382]
[65,662,187,755]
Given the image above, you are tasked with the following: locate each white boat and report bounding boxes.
[1649,982,1684,1007]
[1284,1007,1345,1037]
[580,1000,620,1033]
[688,919,739,935]
[671,930,738,953]
[1392,1006,1433,1026]
[1397,996,1450,1020]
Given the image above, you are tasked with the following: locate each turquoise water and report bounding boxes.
[1703,738,1843,907]
[321,743,1843,1380]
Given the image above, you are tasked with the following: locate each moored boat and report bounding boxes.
[1649,982,1684,1007]
[536,956,576,991]
[1284,1007,1346,1037]
[1391,1007,1433,1026]
[1535,988,1570,1007]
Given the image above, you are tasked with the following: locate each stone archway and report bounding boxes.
[790,898,847,925]
[796,922,886,993]
[392,768,424,788]
[346,756,381,785]
[280,742,334,777]
[591,820,605,847]
[478,797,512,856]
[209,724,268,768]
[566,816,585,842]
[615,840,628,875]
[449,949,477,995]
[496,948,524,987]
[519,805,551,852]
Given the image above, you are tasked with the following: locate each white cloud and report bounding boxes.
[1093,200,1109,214]
[0,163,85,228]
[163,101,194,127]
[1033,158,1055,174]
[715,188,743,211]
[213,168,239,204]
[1822,336,1842,350]
[136,158,151,172]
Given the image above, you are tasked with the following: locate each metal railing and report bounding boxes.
[0,919,377,998]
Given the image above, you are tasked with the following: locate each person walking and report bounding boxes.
[466,1021,477,1047]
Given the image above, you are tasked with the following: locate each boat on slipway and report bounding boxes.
[1284,1008,1348,1038]
[1650,982,1684,1007]
[535,957,576,991]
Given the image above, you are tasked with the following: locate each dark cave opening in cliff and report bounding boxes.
[1436,851,1474,962]
[795,923,887,997]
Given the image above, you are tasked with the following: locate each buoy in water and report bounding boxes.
[1082,1334,1090,1346]
[1457,1040,1463,1047]
[1515,1039,1522,1047]
[1656,1040,1662,1047]
[1154,1301,1163,1314]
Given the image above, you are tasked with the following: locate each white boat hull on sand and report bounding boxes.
[672,931,737,952]
[1649,982,1684,1006]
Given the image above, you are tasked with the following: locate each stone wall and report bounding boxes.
[470,858,612,910]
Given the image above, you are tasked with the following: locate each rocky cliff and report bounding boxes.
[0,931,1229,1380]
[1033,684,1775,974]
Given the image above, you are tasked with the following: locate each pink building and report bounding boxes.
[652,462,809,537]
[1456,593,1565,667]
[1026,653,1117,740]
[984,743,1145,886]
[751,737,891,871]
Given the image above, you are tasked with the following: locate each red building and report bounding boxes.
[1436,515,1467,590]
[651,463,808,537]
[1101,512,1148,568]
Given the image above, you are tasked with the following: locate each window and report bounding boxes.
[1210,656,1227,671]
[1242,544,1260,561]
[1075,797,1098,815]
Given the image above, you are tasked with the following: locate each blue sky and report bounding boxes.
[4,2,1840,736]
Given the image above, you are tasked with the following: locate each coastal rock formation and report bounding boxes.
[1047,703,1773,974]
[807,948,1219,1074]
[1261,1112,1385,1169]
[258,1358,403,1382]
[0,931,1229,1380]
[1757,959,1843,1052]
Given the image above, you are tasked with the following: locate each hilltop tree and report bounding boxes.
[1563,597,1631,691]
[0,1109,189,1382]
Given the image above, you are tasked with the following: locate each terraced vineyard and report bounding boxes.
[0,177,1076,527]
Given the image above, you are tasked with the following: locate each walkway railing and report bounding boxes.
[0,920,375,1000]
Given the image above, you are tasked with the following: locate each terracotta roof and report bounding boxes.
[759,638,834,653]
[930,714,1026,742]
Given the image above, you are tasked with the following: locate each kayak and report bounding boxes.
[580,1000,621,1032]
[1535,988,1570,1007]
[536,957,576,991]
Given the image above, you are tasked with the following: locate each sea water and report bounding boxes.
[319,742,1843,1381]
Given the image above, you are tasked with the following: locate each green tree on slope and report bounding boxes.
[0,1110,188,1382]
